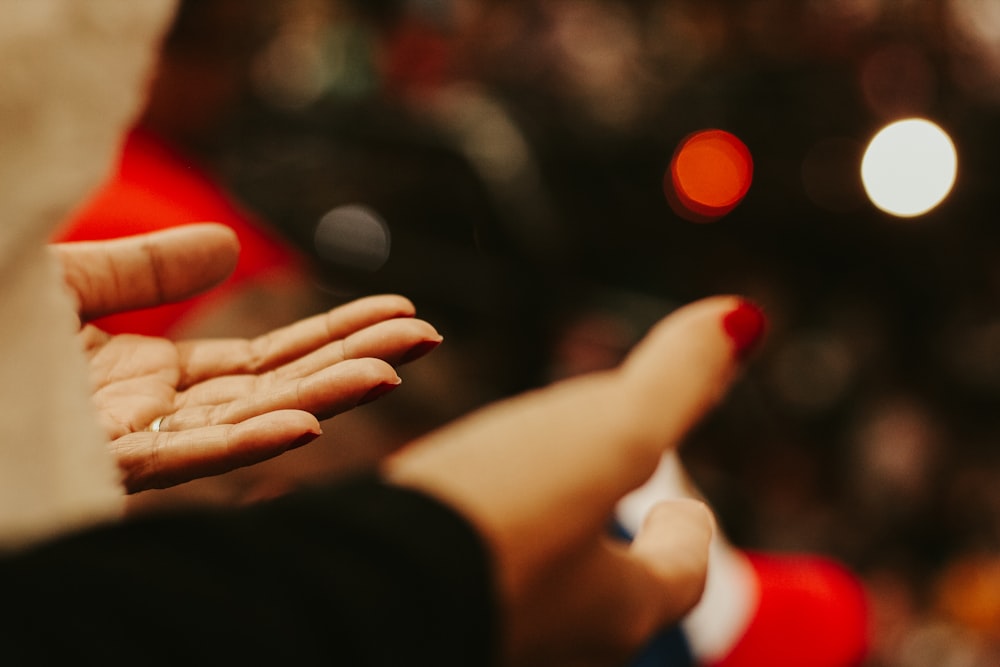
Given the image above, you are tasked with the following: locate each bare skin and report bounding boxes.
[53,223,442,492]
[386,295,759,666]
[55,224,761,666]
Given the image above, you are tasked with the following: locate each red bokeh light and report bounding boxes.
[666,129,753,222]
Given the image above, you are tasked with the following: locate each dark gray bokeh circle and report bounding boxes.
[313,204,391,272]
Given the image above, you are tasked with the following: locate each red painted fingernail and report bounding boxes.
[358,380,401,406]
[398,338,442,364]
[722,300,767,360]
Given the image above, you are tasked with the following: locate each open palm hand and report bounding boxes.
[55,224,441,492]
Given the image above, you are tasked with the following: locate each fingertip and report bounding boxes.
[289,430,322,450]
[364,293,418,318]
[148,223,241,297]
[361,356,404,385]
[632,498,714,583]
[639,498,716,546]
[357,377,402,406]
[390,317,443,345]
[186,222,241,269]
[398,336,443,364]
[186,221,239,241]
[621,294,769,401]
[246,413,323,450]
[158,222,240,254]
[721,298,768,360]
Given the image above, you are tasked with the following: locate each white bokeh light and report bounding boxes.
[861,118,958,218]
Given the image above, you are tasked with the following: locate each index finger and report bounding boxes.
[384,295,765,585]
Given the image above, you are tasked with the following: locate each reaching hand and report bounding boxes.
[53,224,442,493]
[385,295,766,666]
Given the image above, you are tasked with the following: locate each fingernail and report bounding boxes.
[398,338,442,364]
[722,300,767,360]
[289,430,322,450]
[358,379,402,406]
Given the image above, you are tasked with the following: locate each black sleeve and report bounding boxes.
[0,472,498,667]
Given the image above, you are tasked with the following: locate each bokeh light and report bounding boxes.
[666,129,753,222]
[861,118,958,218]
[313,204,391,273]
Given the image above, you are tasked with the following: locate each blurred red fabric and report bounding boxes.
[711,552,870,667]
[54,126,304,337]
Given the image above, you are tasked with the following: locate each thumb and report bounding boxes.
[54,223,239,322]
[629,498,717,621]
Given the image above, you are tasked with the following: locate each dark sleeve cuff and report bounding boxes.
[0,471,499,667]
[282,471,501,667]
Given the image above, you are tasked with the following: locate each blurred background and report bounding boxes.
[122,0,1000,664]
